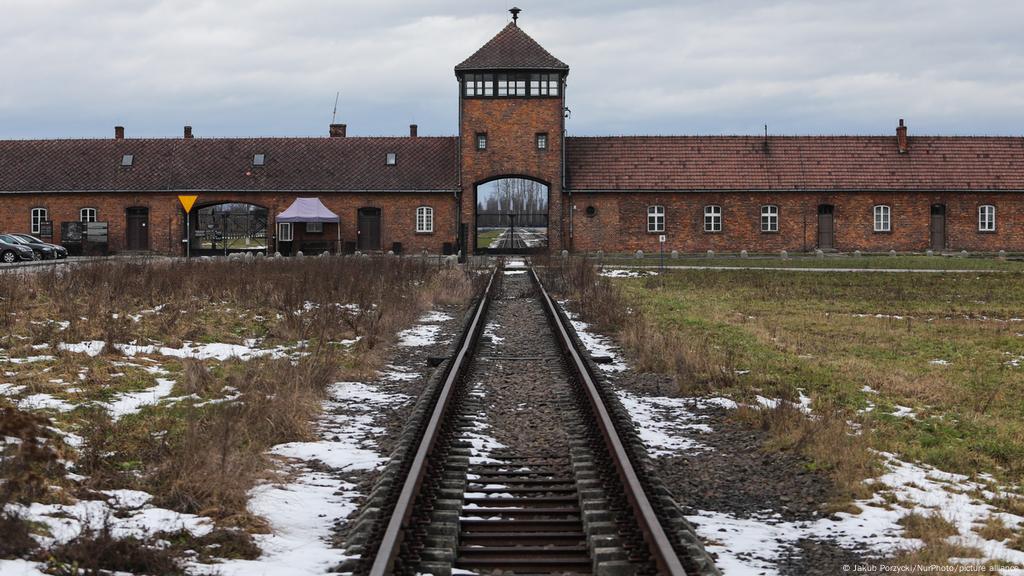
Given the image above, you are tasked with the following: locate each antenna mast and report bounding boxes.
[331,91,340,124]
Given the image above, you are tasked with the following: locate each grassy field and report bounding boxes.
[596,254,1024,271]
[545,257,1024,503]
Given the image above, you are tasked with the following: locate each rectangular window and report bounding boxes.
[306,222,323,234]
[704,205,722,232]
[873,205,891,232]
[386,152,397,166]
[464,74,494,97]
[476,132,487,150]
[536,133,548,150]
[761,205,778,232]
[529,73,560,96]
[647,205,665,233]
[31,208,47,234]
[496,74,509,97]
[121,154,134,167]
[278,222,293,242]
[416,206,434,233]
[979,205,996,231]
[252,153,265,166]
[80,208,98,223]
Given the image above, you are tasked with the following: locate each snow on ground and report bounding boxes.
[201,380,407,576]
[484,321,504,344]
[115,341,291,361]
[396,308,453,347]
[559,305,628,372]
[599,269,658,278]
[103,378,176,420]
[615,391,724,455]
[623,389,1024,573]
[691,451,1024,574]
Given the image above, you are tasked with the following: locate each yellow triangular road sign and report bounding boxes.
[178,195,199,213]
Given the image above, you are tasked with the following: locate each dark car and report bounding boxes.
[11,233,67,259]
[0,234,54,261]
[0,236,36,263]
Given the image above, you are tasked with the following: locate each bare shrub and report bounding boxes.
[46,521,184,576]
[0,406,68,504]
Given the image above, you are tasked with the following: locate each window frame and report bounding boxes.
[978,204,996,232]
[120,154,134,167]
[463,72,559,98]
[536,133,548,150]
[80,207,98,223]
[277,222,293,242]
[647,205,665,233]
[873,205,892,232]
[252,153,266,167]
[704,205,722,233]
[306,222,323,234]
[30,207,48,234]
[760,204,779,233]
[416,206,434,234]
[385,152,397,166]
[476,132,488,151]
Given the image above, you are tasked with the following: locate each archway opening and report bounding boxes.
[190,202,268,255]
[475,177,549,253]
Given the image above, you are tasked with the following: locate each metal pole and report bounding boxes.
[186,211,191,259]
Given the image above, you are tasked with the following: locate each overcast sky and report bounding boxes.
[2,0,1023,139]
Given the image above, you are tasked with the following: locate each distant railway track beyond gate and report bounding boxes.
[343,262,720,576]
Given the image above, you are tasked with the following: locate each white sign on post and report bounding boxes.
[658,235,666,243]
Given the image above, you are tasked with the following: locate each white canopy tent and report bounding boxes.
[275,197,340,253]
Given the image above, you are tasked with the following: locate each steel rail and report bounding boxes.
[531,267,689,576]
[368,267,499,576]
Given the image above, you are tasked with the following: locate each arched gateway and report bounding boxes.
[475,177,550,252]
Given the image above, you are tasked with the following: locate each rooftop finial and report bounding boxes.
[510,7,521,24]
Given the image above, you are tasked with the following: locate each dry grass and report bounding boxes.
[544,257,877,502]
[888,511,986,567]
[974,515,1015,542]
[1,256,478,545]
[45,521,185,576]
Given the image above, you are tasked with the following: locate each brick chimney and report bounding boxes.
[410,124,418,137]
[897,119,908,154]
[329,123,347,138]
[114,126,125,140]
[184,125,193,139]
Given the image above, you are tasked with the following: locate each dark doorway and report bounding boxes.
[817,204,835,250]
[475,177,550,254]
[357,208,381,251]
[930,204,946,251]
[125,207,149,251]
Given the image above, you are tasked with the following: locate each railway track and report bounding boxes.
[343,263,719,575]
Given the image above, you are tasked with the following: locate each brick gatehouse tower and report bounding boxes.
[455,10,569,254]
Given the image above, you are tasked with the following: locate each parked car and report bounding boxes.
[0,236,36,263]
[0,234,58,260]
[11,233,68,259]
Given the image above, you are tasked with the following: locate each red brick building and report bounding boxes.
[2,17,1023,256]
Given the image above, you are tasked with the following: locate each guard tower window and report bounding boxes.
[536,133,548,150]
[476,132,488,151]
[464,72,560,98]
[530,74,559,96]
[464,73,494,97]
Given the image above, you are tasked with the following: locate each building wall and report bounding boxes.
[459,95,565,252]
[0,192,458,255]
[569,191,1024,253]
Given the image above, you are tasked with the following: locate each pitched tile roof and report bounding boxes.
[456,23,568,72]
[0,137,459,193]
[566,136,1024,191]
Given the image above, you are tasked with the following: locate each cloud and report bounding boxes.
[0,0,1022,138]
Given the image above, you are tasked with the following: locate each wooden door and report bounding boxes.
[357,208,381,251]
[817,204,834,250]
[930,204,946,251]
[125,207,149,251]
